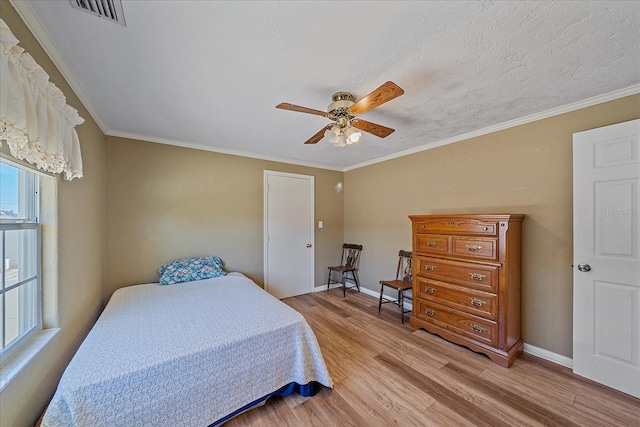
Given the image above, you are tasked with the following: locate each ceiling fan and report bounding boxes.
[276,81,404,147]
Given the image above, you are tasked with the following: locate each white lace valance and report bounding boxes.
[0,18,84,180]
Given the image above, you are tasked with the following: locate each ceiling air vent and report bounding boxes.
[69,0,126,26]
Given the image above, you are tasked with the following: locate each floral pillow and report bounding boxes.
[158,256,226,285]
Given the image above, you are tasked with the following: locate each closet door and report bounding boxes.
[264,170,314,299]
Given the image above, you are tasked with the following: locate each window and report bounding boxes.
[0,159,41,361]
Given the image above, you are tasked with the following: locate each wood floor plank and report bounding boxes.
[282,296,317,314]
[421,401,485,427]
[478,357,640,427]
[293,387,366,427]
[333,376,406,426]
[345,315,449,369]
[478,356,578,407]
[410,328,499,369]
[282,392,312,411]
[572,391,640,426]
[226,398,281,427]
[348,361,437,426]
[226,290,640,426]
[309,290,362,317]
[442,362,580,427]
[374,351,523,427]
[318,314,393,355]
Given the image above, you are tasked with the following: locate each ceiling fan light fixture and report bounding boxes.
[324,130,338,144]
[345,126,361,144]
[324,124,342,144]
[276,81,403,146]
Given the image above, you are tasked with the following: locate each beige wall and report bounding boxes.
[344,94,640,358]
[2,1,639,425]
[105,137,344,296]
[0,2,107,427]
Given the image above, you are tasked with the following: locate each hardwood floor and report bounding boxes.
[227,289,640,427]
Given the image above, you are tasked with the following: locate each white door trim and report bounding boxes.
[263,170,315,298]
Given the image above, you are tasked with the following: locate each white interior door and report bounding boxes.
[264,171,314,299]
[573,119,640,398]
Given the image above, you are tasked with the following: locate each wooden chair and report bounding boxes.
[378,250,413,323]
[327,244,363,297]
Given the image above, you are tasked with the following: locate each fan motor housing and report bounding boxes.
[328,92,355,112]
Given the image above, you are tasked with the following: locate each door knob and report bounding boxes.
[306,243,312,248]
[577,263,591,272]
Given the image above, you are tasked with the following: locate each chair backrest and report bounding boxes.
[396,250,413,283]
[341,244,363,269]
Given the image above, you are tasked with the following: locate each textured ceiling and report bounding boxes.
[11,1,640,170]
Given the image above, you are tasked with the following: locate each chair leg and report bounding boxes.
[342,272,346,297]
[378,284,384,313]
[399,290,404,324]
[352,271,361,292]
[327,269,331,290]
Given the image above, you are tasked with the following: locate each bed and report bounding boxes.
[41,272,333,426]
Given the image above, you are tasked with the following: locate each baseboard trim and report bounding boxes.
[313,284,351,293]
[522,343,573,368]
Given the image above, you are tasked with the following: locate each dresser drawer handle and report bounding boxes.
[420,225,425,229]
[424,286,436,294]
[465,244,482,252]
[424,265,436,272]
[470,323,486,333]
[470,298,486,307]
[425,308,436,316]
[426,241,438,247]
[469,273,486,281]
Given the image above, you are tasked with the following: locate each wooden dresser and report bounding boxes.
[409,214,524,367]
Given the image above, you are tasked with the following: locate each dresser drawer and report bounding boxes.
[416,278,497,320]
[415,234,450,256]
[452,237,498,261]
[416,299,498,347]
[413,218,497,236]
[416,256,498,293]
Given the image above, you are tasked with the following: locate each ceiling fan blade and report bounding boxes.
[304,125,332,144]
[276,103,328,117]
[349,81,404,116]
[352,119,395,138]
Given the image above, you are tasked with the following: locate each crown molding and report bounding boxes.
[107,83,640,173]
[106,130,344,172]
[345,84,640,171]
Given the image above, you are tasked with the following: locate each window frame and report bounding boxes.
[0,159,42,363]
